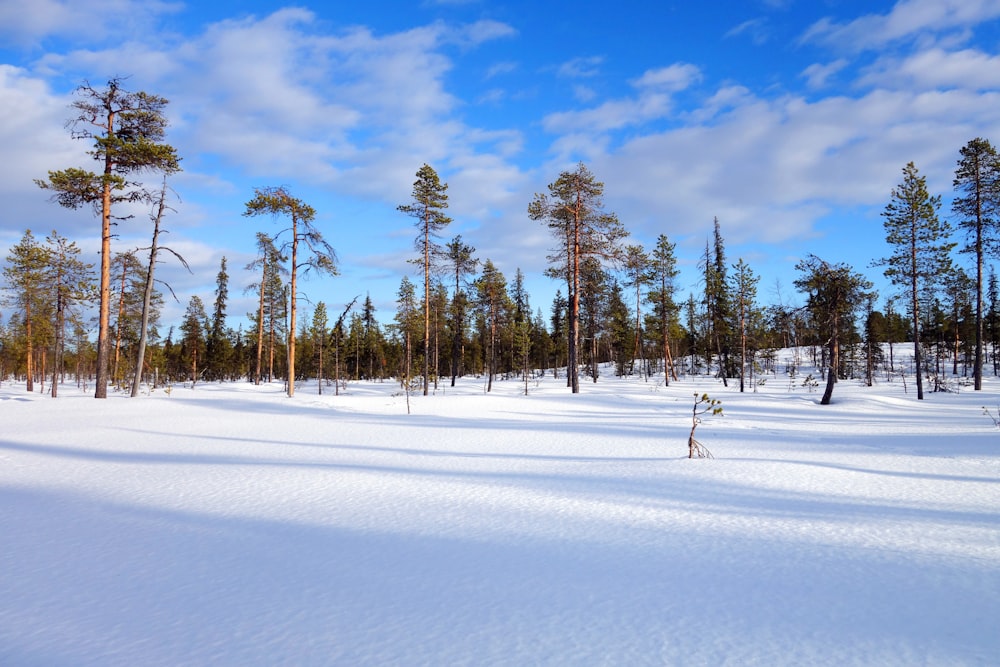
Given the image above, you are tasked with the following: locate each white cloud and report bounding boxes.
[632,63,702,92]
[0,0,182,46]
[556,56,604,78]
[725,18,771,45]
[800,59,849,90]
[450,19,517,47]
[859,47,1000,90]
[542,95,673,135]
[597,84,1000,250]
[802,0,1000,51]
[542,63,701,136]
[572,85,597,103]
[0,66,95,234]
[485,61,518,79]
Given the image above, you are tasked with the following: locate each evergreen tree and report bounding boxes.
[245,232,288,385]
[989,269,1000,376]
[550,290,568,379]
[2,231,52,392]
[244,187,336,396]
[444,236,478,386]
[529,163,628,393]
[730,258,760,393]
[398,164,451,396]
[206,257,232,381]
[180,296,208,387]
[36,79,180,398]
[110,251,149,388]
[510,268,533,384]
[647,234,680,385]
[311,301,329,394]
[475,260,508,392]
[953,138,1000,390]
[684,293,701,375]
[579,257,609,382]
[43,231,96,397]
[876,162,954,400]
[607,280,632,378]
[360,294,382,380]
[703,218,732,384]
[795,255,874,405]
[622,244,652,378]
[942,268,974,377]
[531,308,552,377]
[394,276,420,388]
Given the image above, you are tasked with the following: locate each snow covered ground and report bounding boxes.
[1,363,998,666]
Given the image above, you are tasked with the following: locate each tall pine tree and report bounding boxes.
[953,138,1000,390]
[529,163,627,393]
[877,162,954,400]
[398,164,451,396]
[36,79,180,398]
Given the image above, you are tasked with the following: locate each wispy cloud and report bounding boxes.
[632,63,702,92]
[485,61,518,79]
[800,59,849,89]
[556,55,604,78]
[801,0,1000,51]
[725,17,771,45]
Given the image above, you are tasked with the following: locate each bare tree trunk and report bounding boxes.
[132,182,168,397]
[288,215,298,397]
[24,302,34,393]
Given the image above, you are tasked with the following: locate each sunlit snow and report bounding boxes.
[2,360,998,665]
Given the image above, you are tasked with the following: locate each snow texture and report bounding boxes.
[1,364,998,666]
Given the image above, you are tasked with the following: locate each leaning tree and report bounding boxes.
[795,255,873,405]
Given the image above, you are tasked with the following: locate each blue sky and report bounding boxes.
[2,0,1000,331]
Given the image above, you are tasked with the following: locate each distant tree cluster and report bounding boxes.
[3,79,1000,404]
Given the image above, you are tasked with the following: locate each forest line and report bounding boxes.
[3,80,999,402]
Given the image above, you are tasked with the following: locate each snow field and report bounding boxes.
[1,369,998,665]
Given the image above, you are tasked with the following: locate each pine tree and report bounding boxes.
[360,294,381,381]
[607,280,632,378]
[579,257,609,382]
[622,244,652,378]
[703,218,732,384]
[510,268,533,384]
[394,276,420,390]
[989,269,1000,376]
[2,231,52,392]
[795,256,873,405]
[180,296,208,387]
[647,234,679,385]
[876,162,954,400]
[245,232,288,385]
[730,258,760,393]
[550,290,568,379]
[529,163,627,393]
[206,257,232,381]
[444,236,478,386]
[110,251,150,388]
[43,231,96,397]
[953,138,1000,390]
[311,301,329,394]
[475,260,508,392]
[36,79,180,398]
[398,164,451,396]
[244,187,336,396]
